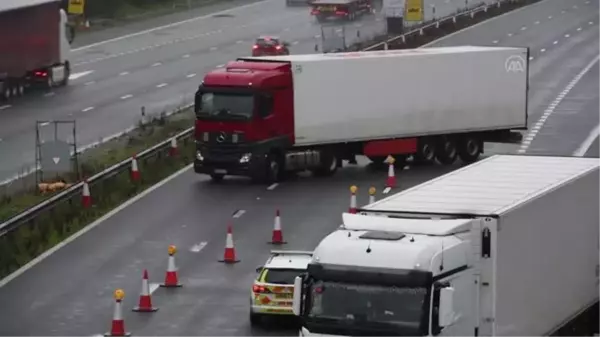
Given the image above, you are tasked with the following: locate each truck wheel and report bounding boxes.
[313,152,338,177]
[414,139,436,165]
[17,83,25,96]
[457,136,482,163]
[60,63,71,87]
[2,86,11,101]
[436,137,458,165]
[265,153,282,184]
[210,173,225,182]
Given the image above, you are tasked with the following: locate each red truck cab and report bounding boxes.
[194,60,295,182]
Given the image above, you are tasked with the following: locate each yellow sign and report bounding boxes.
[68,0,85,15]
[404,0,423,21]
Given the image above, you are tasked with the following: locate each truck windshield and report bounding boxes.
[307,281,427,329]
[195,92,254,120]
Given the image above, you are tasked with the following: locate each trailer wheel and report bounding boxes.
[414,139,436,165]
[436,137,458,165]
[458,136,482,163]
[60,62,71,87]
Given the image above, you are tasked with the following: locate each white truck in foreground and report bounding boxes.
[292,154,599,336]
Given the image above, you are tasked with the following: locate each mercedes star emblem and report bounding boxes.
[216,132,226,143]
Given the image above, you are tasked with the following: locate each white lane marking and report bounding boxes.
[236,40,244,44]
[315,34,321,38]
[283,27,290,32]
[561,10,565,13]
[0,164,193,288]
[382,187,392,194]
[507,33,513,37]
[190,242,208,253]
[529,56,534,61]
[39,122,50,127]
[232,209,246,218]
[589,21,594,25]
[540,48,546,52]
[548,15,552,19]
[574,125,600,157]
[149,283,160,294]
[267,183,279,190]
[492,40,499,44]
[84,81,95,86]
[209,46,218,51]
[216,64,225,68]
[534,20,540,24]
[577,27,582,31]
[119,71,129,76]
[156,83,168,88]
[292,41,299,45]
[419,0,553,48]
[44,92,55,97]
[69,70,94,80]
[182,54,190,58]
[518,55,599,154]
[71,0,269,52]
[520,26,527,30]
[82,106,95,112]
[152,62,162,67]
[186,73,196,78]
[121,94,133,100]
[0,105,11,110]
[565,34,570,38]
[553,40,558,44]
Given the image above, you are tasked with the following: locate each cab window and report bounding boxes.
[263,269,302,284]
[257,93,273,118]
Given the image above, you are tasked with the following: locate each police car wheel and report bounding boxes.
[250,312,263,326]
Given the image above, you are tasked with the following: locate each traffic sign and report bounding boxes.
[404,0,424,21]
[68,0,85,15]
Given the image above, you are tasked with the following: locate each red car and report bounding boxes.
[252,36,290,57]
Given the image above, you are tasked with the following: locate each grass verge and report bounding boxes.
[0,0,538,280]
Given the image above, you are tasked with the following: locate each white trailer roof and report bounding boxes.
[0,0,60,13]
[364,155,599,216]
[239,46,525,63]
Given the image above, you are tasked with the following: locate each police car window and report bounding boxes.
[265,269,302,284]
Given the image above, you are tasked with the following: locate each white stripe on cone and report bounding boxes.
[369,195,375,204]
[167,255,177,272]
[132,157,139,172]
[274,213,281,231]
[114,300,123,321]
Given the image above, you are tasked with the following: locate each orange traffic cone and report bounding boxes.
[131,155,140,182]
[160,245,182,288]
[269,210,287,245]
[105,289,131,336]
[349,185,358,214]
[169,137,178,157]
[133,269,158,312]
[368,187,376,204]
[82,180,92,208]
[219,225,240,263]
[386,155,396,188]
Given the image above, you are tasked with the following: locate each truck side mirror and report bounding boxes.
[292,276,303,316]
[438,286,455,327]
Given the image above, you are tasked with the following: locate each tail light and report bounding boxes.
[335,10,347,15]
[34,71,47,77]
[253,45,259,49]
[275,45,282,50]
[311,9,320,15]
[253,284,272,293]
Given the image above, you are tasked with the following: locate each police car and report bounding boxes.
[250,250,313,326]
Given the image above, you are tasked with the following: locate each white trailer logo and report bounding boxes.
[505,55,526,73]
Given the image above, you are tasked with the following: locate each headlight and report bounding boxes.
[196,151,204,161]
[239,153,252,164]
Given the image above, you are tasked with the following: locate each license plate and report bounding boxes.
[275,294,293,299]
[214,169,227,174]
[317,5,335,11]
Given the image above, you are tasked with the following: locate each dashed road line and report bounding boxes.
[236,40,244,44]
[574,125,600,157]
[156,83,168,88]
[382,187,392,195]
[553,40,558,44]
[210,46,218,51]
[149,283,160,294]
[534,20,540,24]
[216,64,225,68]
[518,55,600,154]
[232,209,246,218]
[119,71,129,76]
[43,92,55,97]
[152,62,162,67]
[182,54,190,58]
[84,81,95,86]
[540,48,546,53]
[120,94,133,100]
[186,73,196,78]
[81,106,95,112]
[0,105,11,110]
[292,41,299,45]
[267,183,279,190]
[190,242,208,253]
[520,26,527,30]
[492,40,499,44]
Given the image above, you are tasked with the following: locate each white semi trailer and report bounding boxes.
[292,154,599,336]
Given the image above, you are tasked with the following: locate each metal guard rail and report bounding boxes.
[0,0,514,237]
